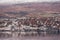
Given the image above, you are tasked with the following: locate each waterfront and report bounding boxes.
[0,17,60,40]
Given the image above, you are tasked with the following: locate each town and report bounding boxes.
[0,16,60,37]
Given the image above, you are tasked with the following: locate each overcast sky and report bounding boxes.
[0,0,60,4]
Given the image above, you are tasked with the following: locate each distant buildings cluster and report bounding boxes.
[0,16,60,36]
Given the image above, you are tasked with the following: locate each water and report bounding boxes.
[0,34,60,40]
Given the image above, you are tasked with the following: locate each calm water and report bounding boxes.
[0,34,60,40]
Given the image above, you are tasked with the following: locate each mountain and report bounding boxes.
[0,2,60,18]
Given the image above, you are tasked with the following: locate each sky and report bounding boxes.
[0,0,60,4]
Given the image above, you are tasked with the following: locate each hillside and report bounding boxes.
[0,2,60,18]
